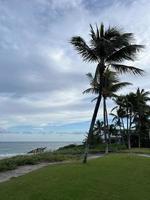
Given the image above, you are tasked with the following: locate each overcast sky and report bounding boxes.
[0,0,149,141]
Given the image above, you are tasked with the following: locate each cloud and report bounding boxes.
[0,0,149,140]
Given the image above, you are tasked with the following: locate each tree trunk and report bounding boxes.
[121,118,125,144]
[103,97,108,154]
[105,102,111,144]
[83,62,105,163]
[128,109,132,149]
[119,121,123,144]
[127,106,131,149]
[138,134,141,148]
[138,117,141,148]
[128,134,131,149]
[83,92,102,163]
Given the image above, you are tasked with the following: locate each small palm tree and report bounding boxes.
[71,23,144,163]
[83,69,131,153]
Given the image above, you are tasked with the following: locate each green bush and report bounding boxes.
[56,143,127,155]
[108,144,127,152]
[0,152,74,172]
[56,144,84,155]
[0,159,17,171]
[0,144,127,172]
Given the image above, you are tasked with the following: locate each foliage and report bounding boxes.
[56,144,127,154]
[111,88,150,148]
[0,152,73,172]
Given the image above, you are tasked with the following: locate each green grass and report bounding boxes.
[0,154,150,200]
[0,144,127,172]
[0,152,76,172]
[56,143,127,154]
[120,148,150,154]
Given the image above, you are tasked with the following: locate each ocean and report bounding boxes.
[0,141,81,158]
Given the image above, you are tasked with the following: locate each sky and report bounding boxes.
[0,0,149,141]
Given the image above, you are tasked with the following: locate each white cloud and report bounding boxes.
[0,0,149,141]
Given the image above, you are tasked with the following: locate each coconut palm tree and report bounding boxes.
[130,88,150,147]
[112,89,150,148]
[112,95,134,149]
[110,99,127,144]
[71,23,144,163]
[83,69,131,153]
[110,112,124,143]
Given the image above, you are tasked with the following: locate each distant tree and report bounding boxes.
[131,88,150,147]
[112,89,150,148]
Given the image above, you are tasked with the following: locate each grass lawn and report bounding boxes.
[0,154,150,200]
[120,148,150,154]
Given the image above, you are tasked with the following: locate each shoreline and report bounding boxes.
[0,141,82,159]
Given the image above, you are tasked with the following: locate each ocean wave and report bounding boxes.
[0,153,26,159]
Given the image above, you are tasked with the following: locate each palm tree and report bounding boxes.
[111,95,127,130]
[112,95,134,149]
[112,90,150,148]
[110,112,124,143]
[71,23,144,163]
[131,88,150,147]
[83,69,131,153]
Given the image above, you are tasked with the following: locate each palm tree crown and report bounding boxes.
[71,23,144,75]
[83,69,131,99]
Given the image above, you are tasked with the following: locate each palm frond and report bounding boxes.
[110,82,132,93]
[111,64,144,75]
[104,26,121,39]
[70,36,98,62]
[100,23,104,37]
[91,97,98,102]
[90,24,97,41]
[86,73,94,82]
[111,106,118,112]
[83,88,99,94]
[106,44,144,62]
[111,33,134,48]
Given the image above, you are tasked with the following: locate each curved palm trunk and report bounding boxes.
[83,62,105,163]
[83,92,102,163]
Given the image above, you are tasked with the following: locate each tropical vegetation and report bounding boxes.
[71,23,148,162]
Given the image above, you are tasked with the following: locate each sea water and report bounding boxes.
[0,141,81,158]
